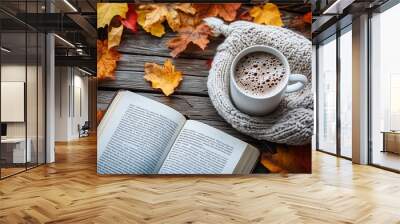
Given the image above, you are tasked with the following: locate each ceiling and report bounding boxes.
[311,0,391,43]
[0,0,96,73]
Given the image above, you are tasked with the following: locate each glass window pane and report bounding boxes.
[27,31,38,169]
[1,30,27,177]
[38,32,45,165]
[340,28,352,158]
[318,37,337,154]
[371,3,400,171]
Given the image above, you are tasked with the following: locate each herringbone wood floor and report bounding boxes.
[1,136,399,224]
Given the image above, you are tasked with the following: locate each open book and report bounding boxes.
[98,91,260,174]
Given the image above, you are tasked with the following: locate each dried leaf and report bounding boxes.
[137,9,165,37]
[206,58,213,70]
[194,3,241,21]
[250,3,283,27]
[261,144,311,173]
[167,23,212,57]
[144,59,183,96]
[238,10,253,21]
[287,15,311,39]
[97,3,129,28]
[137,3,196,37]
[303,12,312,24]
[108,25,124,49]
[97,40,120,80]
[121,4,138,32]
[97,110,106,125]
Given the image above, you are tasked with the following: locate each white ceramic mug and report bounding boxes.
[230,45,307,116]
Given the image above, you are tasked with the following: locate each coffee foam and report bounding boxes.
[234,52,286,97]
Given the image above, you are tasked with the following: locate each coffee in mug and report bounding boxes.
[230,45,308,116]
[234,52,287,97]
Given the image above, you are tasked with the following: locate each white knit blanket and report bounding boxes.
[204,18,313,146]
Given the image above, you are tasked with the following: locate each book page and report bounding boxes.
[158,120,248,174]
[97,91,186,174]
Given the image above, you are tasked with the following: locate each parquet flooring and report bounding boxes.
[1,136,400,224]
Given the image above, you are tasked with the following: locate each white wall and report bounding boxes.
[1,65,40,138]
[1,64,46,164]
[54,67,89,141]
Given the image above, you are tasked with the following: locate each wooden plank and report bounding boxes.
[98,90,224,122]
[97,90,268,149]
[116,54,210,77]
[98,71,208,96]
[119,31,224,59]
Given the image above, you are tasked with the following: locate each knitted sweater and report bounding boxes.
[204,18,313,146]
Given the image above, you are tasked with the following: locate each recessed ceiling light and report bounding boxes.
[54,34,75,48]
[1,47,11,53]
[63,0,78,12]
[323,0,355,15]
[78,67,93,76]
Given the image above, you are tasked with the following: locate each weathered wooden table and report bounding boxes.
[97,6,310,173]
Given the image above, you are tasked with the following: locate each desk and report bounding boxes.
[382,131,400,154]
[1,138,31,163]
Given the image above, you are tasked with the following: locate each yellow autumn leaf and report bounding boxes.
[108,25,124,49]
[97,3,128,28]
[250,3,283,27]
[137,4,196,37]
[144,59,183,96]
[137,9,165,37]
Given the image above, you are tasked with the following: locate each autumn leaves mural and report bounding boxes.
[96,3,299,96]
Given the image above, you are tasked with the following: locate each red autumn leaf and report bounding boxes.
[206,58,213,69]
[303,12,312,24]
[121,4,138,32]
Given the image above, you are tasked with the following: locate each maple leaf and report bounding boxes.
[97,3,128,28]
[144,59,183,96]
[137,3,196,37]
[194,3,241,21]
[108,25,124,49]
[97,110,106,125]
[97,40,120,80]
[137,9,165,37]
[167,23,212,58]
[303,12,312,24]
[121,4,138,32]
[261,144,311,173]
[206,58,213,70]
[250,3,283,27]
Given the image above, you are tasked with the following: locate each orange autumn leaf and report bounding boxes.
[249,3,283,27]
[167,23,212,58]
[194,3,241,21]
[97,110,106,125]
[144,59,183,96]
[303,12,312,24]
[97,40,120,80]
[261,144,311,173]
